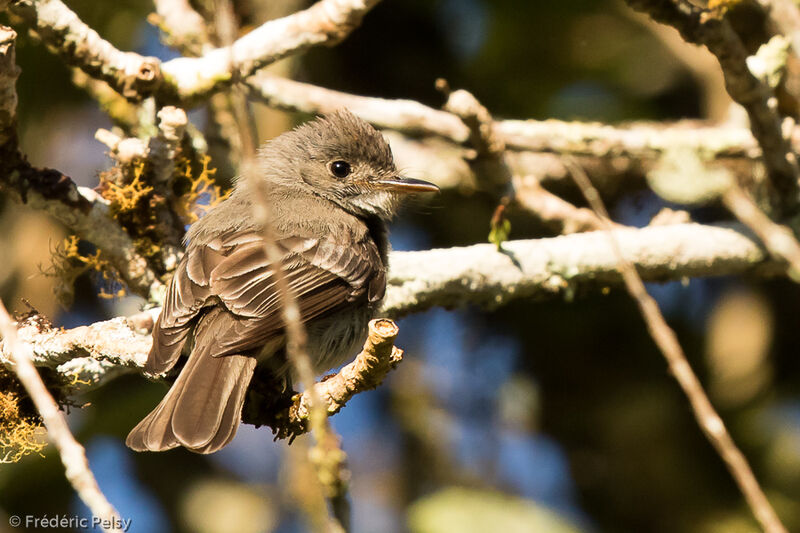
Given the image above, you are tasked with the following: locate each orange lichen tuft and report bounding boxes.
[707,0,744,15]
[100,162,154,217]
[0,387,46,463]
[44,235,126,305]
[173,155,229,224]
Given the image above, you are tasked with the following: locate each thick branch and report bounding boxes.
[8,223,781,393]
[10,0,162,100]
[13,310,157,393]
[382,223,778,317]
[10,0,382,104]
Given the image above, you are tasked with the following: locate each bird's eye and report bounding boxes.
[330,160,351,179]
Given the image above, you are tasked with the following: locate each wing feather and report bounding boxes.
[146,230,384,372]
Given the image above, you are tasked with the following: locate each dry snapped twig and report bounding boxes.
[623,0,800,213]
[566,160,789,533]
[0,300,125,533]
[285,319,403,436]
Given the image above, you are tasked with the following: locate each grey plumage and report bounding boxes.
[126,110,436,454]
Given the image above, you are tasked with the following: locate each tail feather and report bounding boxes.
[126,350,255,453]
[191,358,256,454]
[127,309,257,454]
[171,351,255,450]
[125,383,182,452]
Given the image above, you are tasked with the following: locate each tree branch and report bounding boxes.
[7,222,781,394]
[248,72,470,142]
[623,0,800,212]
[9,0,382,104]
[283,319,402,437]
[0,24,164,301]
[9,0,162,100]
[383,222,779,317]
[0,300,125,533]
[568,160,788,533]
[247,72,769,159]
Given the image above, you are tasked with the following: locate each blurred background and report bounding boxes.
[1,0,800,532]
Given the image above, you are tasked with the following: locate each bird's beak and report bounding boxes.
[373,176,440,194]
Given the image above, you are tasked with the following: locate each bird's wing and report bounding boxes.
[146,230,384,373]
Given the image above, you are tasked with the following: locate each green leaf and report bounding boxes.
[489,218,511,251]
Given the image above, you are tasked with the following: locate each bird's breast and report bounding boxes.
[305,303,376,373]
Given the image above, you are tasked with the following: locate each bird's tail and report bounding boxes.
[126,313,256,454]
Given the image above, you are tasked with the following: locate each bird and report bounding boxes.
[126,109,438,453]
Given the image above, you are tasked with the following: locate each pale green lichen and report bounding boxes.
[647,147,733,206]
[747,35,790,89]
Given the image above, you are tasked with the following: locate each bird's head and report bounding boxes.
[256,109,438,220]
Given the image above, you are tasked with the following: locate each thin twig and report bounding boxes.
[566,159,788,533]
[513,175,607,234]
[236,86,350,533]
[722,185,800,281]
[0,300,125,533]
[216,1,351,528]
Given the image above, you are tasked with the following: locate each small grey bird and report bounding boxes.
[126,110,437,453]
